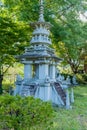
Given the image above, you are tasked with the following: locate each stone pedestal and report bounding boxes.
[70,88,74,103]
[51,65,56,79]
[39,64,48,79]
[24,64,32,80]
[66,89,70,109]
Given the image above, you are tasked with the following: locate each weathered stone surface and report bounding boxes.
[14,0,74,108]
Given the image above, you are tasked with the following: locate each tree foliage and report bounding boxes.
[0,1,30,92]
[0,0,87,90]
[46,0,87,74]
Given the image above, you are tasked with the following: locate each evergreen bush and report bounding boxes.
[0,95,54,130]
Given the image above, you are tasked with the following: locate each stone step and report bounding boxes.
[54,82,66,105]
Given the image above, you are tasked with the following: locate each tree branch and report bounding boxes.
[3,65,11,76]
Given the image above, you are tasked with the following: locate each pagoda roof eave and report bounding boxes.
[16,54,62,62]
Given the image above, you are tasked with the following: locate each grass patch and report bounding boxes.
[52,85,87,130]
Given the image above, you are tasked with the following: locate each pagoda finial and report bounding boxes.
[38,0,45,22]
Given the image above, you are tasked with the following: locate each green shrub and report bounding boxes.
[0,95,54,130]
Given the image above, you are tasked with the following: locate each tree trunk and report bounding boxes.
[84,63,87,73]
[0,74,3,94]
[84,57,87,73]
[69,63,79,74]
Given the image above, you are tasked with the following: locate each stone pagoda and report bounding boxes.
[14,0,74,108]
